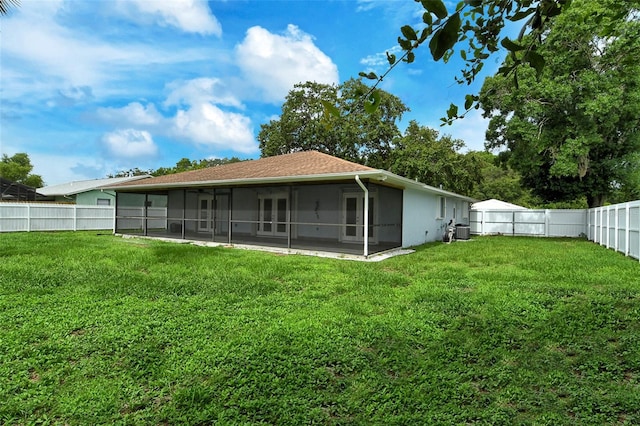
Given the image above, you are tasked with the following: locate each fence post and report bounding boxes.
[544,209,550,237]
[73,205,77,232]
[599,207,604,246]
[613,204,620,251]
[27,204,31,232]
[625,203,630,257]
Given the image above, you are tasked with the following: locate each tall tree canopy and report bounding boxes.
[479,0,640,207]
[109,157,244,178]
[0,153,44,188]
[259,79,408,169]
[389,121,481,195]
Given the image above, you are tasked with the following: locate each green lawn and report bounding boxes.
[1,232,639,425]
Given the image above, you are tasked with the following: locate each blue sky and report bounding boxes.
[1,0,504,186]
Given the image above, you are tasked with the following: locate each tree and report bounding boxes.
[339,0,640,124]
[0,153,44,187]
[109,157,245,178]
[108,168,152,178]
[466,151,538,207]
[478,0,640,207]
[150,157,243,176]
[388,120,481,195]
[259,79,408,169]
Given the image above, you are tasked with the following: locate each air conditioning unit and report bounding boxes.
[455,224,470,240]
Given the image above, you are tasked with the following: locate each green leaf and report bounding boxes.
[422,11,433,25]
[321,100,341,119]
[464,0,482,6]
[524,50,545,76]
[501,37,526,52]
[508,8,536,21]
[421,0,448,19]
[364,89,381,114]
[405,51,416,63]
[429,12,461,61]
[398,37,413,51]
[358,71,378,80]
[447,103,459,119]
[386,51,397,65]
[401,25,418,41]
[464,94,475,110]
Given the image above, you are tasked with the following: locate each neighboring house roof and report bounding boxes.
[108,151,476,202]
[471,198,528,210]
[38,175,152,197]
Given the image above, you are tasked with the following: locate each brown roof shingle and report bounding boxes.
[113,151,376,188]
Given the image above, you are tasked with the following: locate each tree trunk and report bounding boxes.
[587,194,605,208]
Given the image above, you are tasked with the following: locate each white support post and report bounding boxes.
[27,204,31,232]
[355,175,368,258]
[73,205,77,232]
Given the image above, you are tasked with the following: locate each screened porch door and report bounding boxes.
[258,193,288,237]
[342,193,376,243]
[198,194,229,235]
[198,196,214,233]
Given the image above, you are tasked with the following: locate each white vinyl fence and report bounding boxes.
[0,203,115,232]
[470,201,640,261]
[588,201,640,261]
[470,209,587,237]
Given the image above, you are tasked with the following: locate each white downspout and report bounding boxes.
[355,175,368,258]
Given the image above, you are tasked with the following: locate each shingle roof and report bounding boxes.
[113,151,376,188]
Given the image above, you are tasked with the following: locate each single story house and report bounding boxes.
[108,151,475,258]
[38,175,151,205]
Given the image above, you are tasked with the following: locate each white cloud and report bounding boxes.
[165,78,243,109]
[0,2,217,100]
[173,104,257,153]
[235,25,339,102]
[96,102,165,128]
[102,129,159,159]
[360,46,402,69]
[119,0,222,36]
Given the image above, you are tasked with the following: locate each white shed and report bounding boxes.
[471,199,527,211]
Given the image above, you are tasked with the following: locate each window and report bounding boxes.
[438,197,446,219]
[97,198,111,206]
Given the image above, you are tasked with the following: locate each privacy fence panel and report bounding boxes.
[471,209,587,238]
[0,203,115,232]
[588,201,640,261]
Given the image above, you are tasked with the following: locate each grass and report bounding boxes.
[1,232,639,425]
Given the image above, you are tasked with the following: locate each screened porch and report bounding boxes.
[115,182,403,257]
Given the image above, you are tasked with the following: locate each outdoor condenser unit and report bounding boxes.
[455,224,471,240]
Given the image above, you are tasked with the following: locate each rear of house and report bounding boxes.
[109,151,474,257]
